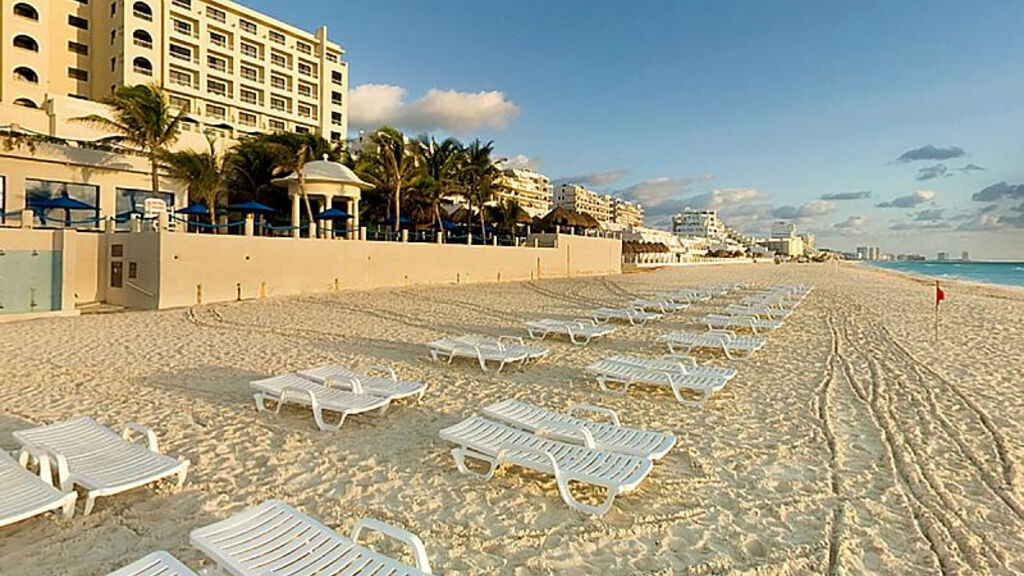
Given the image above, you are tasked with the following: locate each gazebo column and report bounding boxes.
[349,198,358,240]
[324,195,333,238]
[290,193,301,239]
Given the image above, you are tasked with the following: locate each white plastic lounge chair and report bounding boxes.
[13,417,189,516]
[606,354,737,381]
[191,499,434,576]
[524,318,615,345]
[660,330,767,360]
[481,399,676,460]
[586,358,727,406]
[454,334,549,361]
[250,373,391,432]
[730,302,792,318]
[666,290,712,304]
[427,336,529,372]
[0,448,77,528]
[591,307,661,326]
[439,415,652,516]
[632,298,689,313]
[297,364,427,402]
[703,313,783,334]
[104,552,197,576]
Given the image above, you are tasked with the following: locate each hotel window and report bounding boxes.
[13,3,38,20]
[169,68,193,87]
[133,56,153,76]
[209,31,228,48]
[326,52,338,63]
[240,88,258,105]
[294,125,309,134]
[133,30,152,49]
[297,61,315,78]
[331,92,342,106]
[331,70,343,85]
[68,15,89,29]
[271,51,288,69]
[111,57,117,71]
[206,6,225,22]
[111,30,116,44]
[270,96,288,112]
[14,66,38,83]
[238,65,258,81]
[298,83,313,98]
[25,180,100,229]
[132,1,152,21]
[207,78,228,96]
[331,112,342,126]
[169,43,191,61]
[172,0,190,9]
[270,74,287,90]
[110,1,116,15]
[268,30,285,45]
[297,103,312,118]
[208,55,227,72]
[206,103,226,119]
[114,188,174,231]
[169,95,190,112]
[14,35,39,52]
[268,119,285,131]
[0,176,5,224]
[238,111,256,127]
[239,19,256,34]
[296,41,311,55]
[173,19,192,36]
[68,67,89,81]
[330,131,341,141]
[240,42,259,59]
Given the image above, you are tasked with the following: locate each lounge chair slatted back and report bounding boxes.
[0,449,77,528]
[524,319,614,345]
[297,365,427,402]
[250,374,391,432]
[586,359,726,406]
[103,551,197,576]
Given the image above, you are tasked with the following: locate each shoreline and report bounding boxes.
[852,261,1024,296]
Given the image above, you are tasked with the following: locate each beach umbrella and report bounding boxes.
[432,220,457,231]
[314,208,353,220]
[176,204,210,215]
[382,216,413,226]
[573,212,602,229]
[540,206,576,228]
[226,201,275,214]
[29,196,96,211]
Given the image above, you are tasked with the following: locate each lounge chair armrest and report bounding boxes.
[567,403,621,426]
[707,329,737,339]
[351,518,432,574]
[364,365,398,381]
[122,422,160,453]
[498,335,525,347]
[535,422,596,448]
[326,374,364,393]
[574,318,598,326]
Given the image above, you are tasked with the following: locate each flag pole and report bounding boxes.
[934,280,940,344]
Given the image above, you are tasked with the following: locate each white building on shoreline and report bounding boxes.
[492,168,553,217]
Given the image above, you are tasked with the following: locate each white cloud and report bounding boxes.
[771,200,835,219]
[349,84,519,134]
[555,170,629,188]
[956,214,1003,231]
[876,189,936,208]
[496,154,540,171]
[833,215,867,232]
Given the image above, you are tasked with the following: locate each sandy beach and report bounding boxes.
[0,262,1021,576]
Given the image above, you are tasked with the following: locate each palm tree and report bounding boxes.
[459,139,500,240]
[261,132,336,227]
[412,135,464,230]
[75,84,184,196]
[160,134,227,226]
[355,127,420,234]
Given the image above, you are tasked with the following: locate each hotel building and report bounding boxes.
[672,209,725,239]
[554,183,613,222]
[0,0,348,140]
[492,168,553,217]
[611,198,643,228]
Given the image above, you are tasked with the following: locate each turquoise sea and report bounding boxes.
[869,261,1024,289]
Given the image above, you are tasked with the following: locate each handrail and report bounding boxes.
[125,281,155,297]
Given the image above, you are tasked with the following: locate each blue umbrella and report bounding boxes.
[29,196,96,211]
[176,204,210,215]
[226,201,274,214]
[314,208,353,220]
[382,216,413,225]
[434,220,457,231]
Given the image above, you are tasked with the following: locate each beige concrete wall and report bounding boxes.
[70,231,104,304]
[150,232,622,309]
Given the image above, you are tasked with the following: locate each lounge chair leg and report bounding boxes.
[670,384,711,407]
[83,494,97,516]
[554,474,616,516]
[176,465,189,489]
[450,448,500,481]
[597,377,631,396]
[61,497,75,519]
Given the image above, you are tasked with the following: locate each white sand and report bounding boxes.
[0,262,1021,575]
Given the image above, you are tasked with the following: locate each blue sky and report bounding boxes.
[246,0,1024,258]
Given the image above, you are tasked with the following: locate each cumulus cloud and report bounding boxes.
[914,208,944,221]
[916,164,949,181]
[349,84,519,134]
[895,145,965,163]
[959,163,986,173]
[971,181,1024,202]
[771,201,835,220]
[889,221,951,231]
[496,154,540,171]
[554,170,628,188]
[821,190,871,201]
[827,215,868,235]
[876,189,936,208]
[957,214,1003,231]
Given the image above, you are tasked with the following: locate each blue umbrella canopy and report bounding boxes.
[226,201,274,214]
[29,196,96,211]
[176,204,210,215]
[382,216,413,225]
[314,208,353,220]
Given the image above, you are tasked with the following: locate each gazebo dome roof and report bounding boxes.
[272,156,373,190]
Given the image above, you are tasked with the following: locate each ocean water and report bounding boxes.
[869,261,1024,288]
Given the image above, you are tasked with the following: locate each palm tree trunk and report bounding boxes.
[393,183,401,235]
[150,151,161,196]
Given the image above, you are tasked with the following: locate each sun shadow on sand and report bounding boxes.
[0,412,35,451]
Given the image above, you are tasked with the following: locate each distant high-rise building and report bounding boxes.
[770,221,796,239]
[961,251,970,261]
[673,209,725,239]
[937,252,948,261]
[492,168,553,217]
[553,183,613,222]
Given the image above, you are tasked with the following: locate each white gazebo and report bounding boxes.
[272,156,374,239]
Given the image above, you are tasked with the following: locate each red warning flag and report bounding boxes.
[936,281,945,305]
